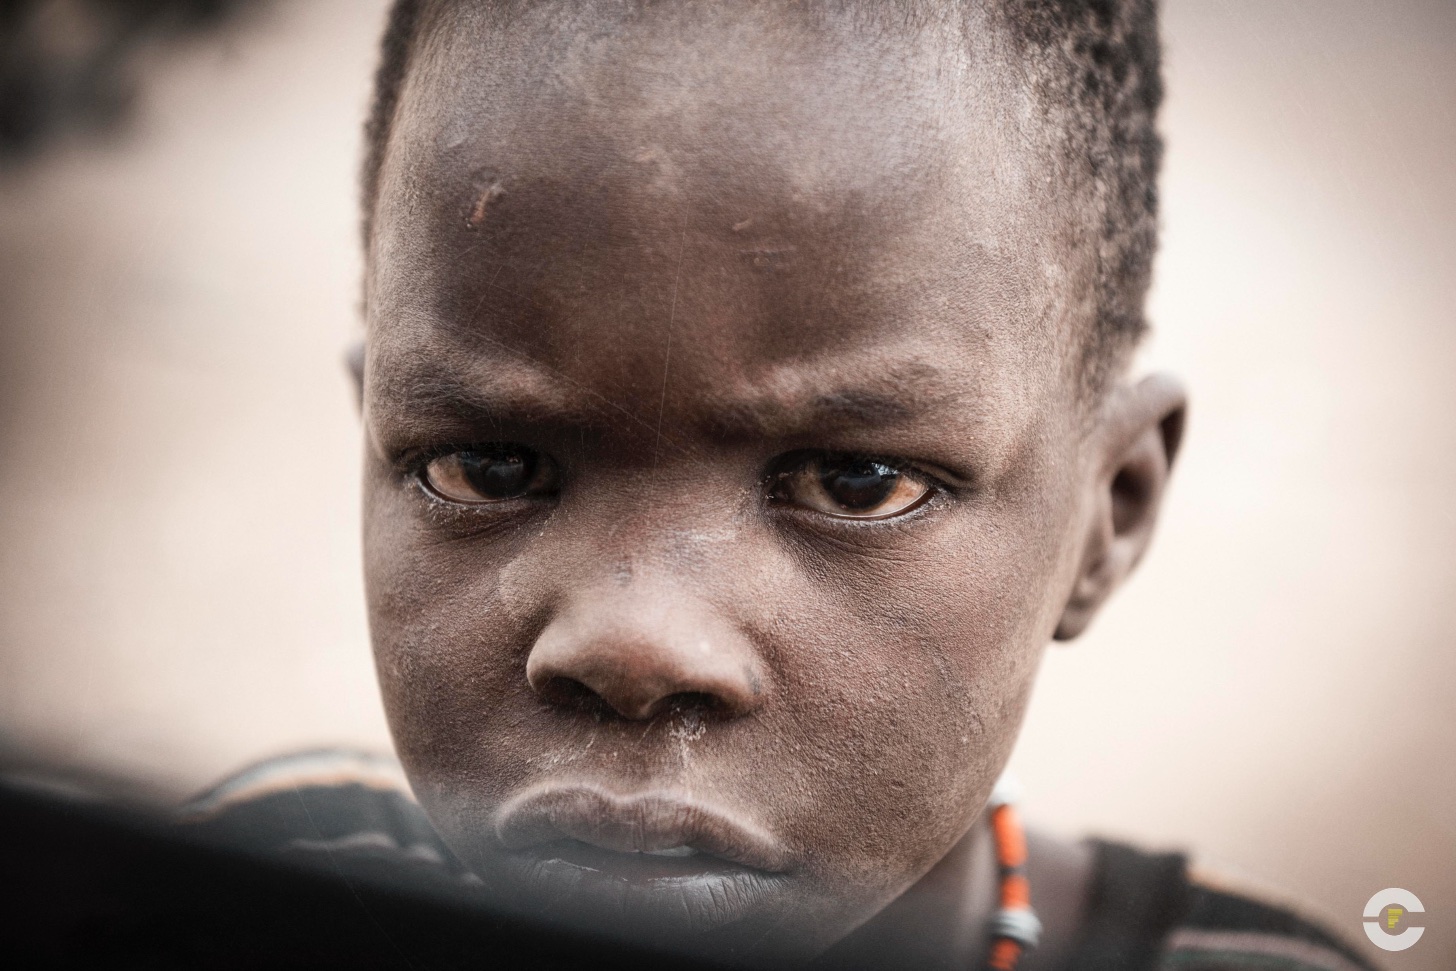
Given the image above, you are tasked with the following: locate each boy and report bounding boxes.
[186,2,1377,969]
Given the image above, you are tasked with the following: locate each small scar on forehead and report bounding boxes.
[467,182,507,229]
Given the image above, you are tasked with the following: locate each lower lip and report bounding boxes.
[501,839,788,932]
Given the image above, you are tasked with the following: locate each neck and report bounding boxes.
[814,814,1094,971]
[816,813,997,971]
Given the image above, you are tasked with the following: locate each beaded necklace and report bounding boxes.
[983,781,1042,971]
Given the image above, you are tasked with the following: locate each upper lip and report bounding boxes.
[495,785,790,873]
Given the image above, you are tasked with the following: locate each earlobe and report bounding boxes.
[345,340,365,414]
[1054,374,1188,641]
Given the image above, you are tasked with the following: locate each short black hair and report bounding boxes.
[361,0,1162,382]
[361,0,423,247]
[1001,0,1164,383]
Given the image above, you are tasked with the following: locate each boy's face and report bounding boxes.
[361,2,1163,958]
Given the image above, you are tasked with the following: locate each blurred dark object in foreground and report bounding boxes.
[0,781,716,970]
[0,0,265,161]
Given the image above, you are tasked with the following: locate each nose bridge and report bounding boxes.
[525,576,766,722]
[590,465,745,567]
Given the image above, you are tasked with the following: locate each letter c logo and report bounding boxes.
[1363,888,1425,952]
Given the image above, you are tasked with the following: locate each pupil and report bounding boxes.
[821,459,897,510]
[460,448,534,498]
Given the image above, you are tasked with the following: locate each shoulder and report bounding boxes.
[177,749,477,894]
[1159,861,1380,971]
[1060,839,1379,971]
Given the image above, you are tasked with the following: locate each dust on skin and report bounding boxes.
[359,1,1185,965]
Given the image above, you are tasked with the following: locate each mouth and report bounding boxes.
[493,785,791,931]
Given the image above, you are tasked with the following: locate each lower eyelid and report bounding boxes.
[842,489,936,521]
[410,470,494,506]
[408,480,547,532]
[772,492,944,532]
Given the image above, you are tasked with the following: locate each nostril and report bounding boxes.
[533,677,732,722]
[535,676,613,716]
[660,691,726,718]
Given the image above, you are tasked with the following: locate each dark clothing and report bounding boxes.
[181,751,1379,971]
[0,777,694,970]
[1074,841,1378,971]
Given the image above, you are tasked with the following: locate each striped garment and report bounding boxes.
[179,750,1380,971]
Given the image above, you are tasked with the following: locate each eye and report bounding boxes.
[769,453,935,520]
[419,444,557,505]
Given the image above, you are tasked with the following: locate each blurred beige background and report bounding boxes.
[0,1,1451,968]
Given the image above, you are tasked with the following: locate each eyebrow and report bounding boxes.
[370,354,954,449]
[704,389,920,441]
[369,361,611,441]
[702,362,957,441]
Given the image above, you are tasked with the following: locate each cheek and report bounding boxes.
[763,530,1053,887]
[361,474,548,798]
[768,593,1030,867]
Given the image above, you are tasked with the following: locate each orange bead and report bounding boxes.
[991,804,1028,868]
[1001,874,1031,910]
[988,937,1023,971]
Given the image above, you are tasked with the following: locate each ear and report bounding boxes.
[345,340,365,414]
[1054,373,1187,641]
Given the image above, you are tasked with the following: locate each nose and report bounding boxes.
[525,589,766,721]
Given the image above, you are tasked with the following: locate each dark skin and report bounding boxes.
[358,1,1185,966]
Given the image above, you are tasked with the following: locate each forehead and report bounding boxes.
[368,0,1086,436]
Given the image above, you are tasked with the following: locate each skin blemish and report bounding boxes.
[467,181,506,229]
[741,246,795,269]
[632,145,682,191]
